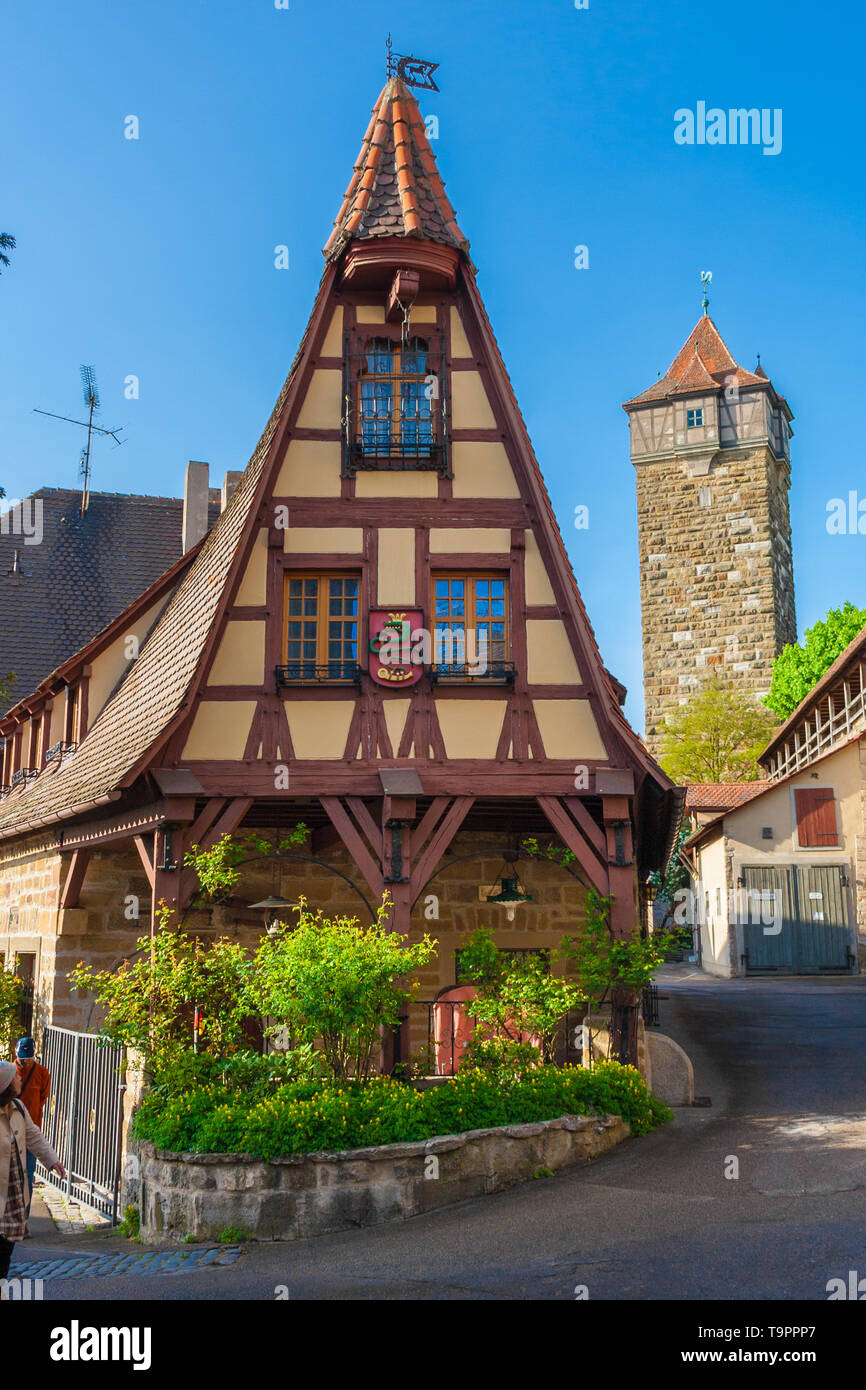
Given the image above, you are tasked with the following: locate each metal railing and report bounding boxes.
[641,985,660,1027]
[431,661,516,685]
[36,1026,125,1223]
[275,660,362,688]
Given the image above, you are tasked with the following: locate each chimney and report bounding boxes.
[222,470,243,512]
[182,461,210,552]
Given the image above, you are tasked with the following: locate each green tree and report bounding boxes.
[251,897,437,1080]
[69,910,256,1075]
[0,234,15,274]
[765,602,866,719]
[0,960,24,1059]
[457,928,585,1072]
[658,675,778,783]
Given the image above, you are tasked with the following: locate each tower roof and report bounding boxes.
[624,313,767,407]
[324,76,469,261]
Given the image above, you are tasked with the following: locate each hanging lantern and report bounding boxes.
[485,856,533,922]
[249,895,298,935]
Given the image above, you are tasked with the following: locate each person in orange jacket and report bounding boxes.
[15,1038,51,1219]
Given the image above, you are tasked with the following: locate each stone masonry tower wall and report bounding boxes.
[624,315,796,755]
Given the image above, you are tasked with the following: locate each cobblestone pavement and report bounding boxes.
[10,1246,243,1280]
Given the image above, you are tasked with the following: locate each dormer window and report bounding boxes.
[687,408,704,428]
[344,329,448,476]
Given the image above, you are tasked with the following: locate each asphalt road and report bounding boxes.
[15,970,866,1301]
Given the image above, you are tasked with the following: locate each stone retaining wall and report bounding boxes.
[136,1112,630,1243]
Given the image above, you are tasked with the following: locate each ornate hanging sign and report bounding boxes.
[386,35,440,91]
[368,609,425,686]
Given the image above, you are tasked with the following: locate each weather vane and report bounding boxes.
[386,34,440,91]
[700,270,712,314]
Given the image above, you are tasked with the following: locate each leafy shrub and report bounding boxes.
[133,1060,670,1158]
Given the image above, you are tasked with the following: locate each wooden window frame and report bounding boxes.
[687,407,704,428]
[430,570,512,683]
[279,572,361,684]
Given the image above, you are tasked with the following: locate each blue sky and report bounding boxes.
[2,0,864,732]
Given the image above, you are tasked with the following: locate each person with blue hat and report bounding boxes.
[15,1037,51,1219]
[0,1059,65,1278]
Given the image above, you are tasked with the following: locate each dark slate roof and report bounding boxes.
[0,488,219,708]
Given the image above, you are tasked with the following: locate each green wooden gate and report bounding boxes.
[742,864,853,974]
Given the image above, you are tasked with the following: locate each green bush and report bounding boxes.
[133,1060,670,1158]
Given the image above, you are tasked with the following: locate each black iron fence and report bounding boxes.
[36,1026,125,1223]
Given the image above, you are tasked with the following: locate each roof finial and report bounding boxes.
[386,33,394,79]
[700,269,712,315]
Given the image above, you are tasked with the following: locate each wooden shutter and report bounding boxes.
[794,788,838,847]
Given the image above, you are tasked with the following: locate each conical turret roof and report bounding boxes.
[324,77,469,261]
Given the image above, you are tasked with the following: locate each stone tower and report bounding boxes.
[623,312,796,753]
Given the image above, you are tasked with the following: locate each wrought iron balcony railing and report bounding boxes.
[430,661,516,685]
[275,661,362,689]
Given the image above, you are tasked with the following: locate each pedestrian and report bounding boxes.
[0,1059,65,1279]
[15,1037,51,1218]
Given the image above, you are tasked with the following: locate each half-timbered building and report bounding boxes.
[0,74,678,1065]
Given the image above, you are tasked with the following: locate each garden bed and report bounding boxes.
[135,1111,632,1244]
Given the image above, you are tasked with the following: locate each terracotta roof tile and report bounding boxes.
[324,77,469,261]
[685,781,772,810]
[624,314,771,407]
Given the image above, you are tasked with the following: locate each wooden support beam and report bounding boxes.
[537,796,609,897]
[178,797,253,908]
[563,796,607,859]
[133,834,155,889]
[410,796,451,861]
[410,796,474,903]
[59,849,92,911]
[320,796,384,899]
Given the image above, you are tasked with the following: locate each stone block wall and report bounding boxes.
[135,1112,630,1244]
[635,445,795,751]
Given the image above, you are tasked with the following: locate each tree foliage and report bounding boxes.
[0,960,24,1060]
[658,675,778,783]
[456,928,585,1071]
[765,602,866,719]
[0,233,15,274]
[559,890,672,1013]
[69,908,256,1075]
[252,897,437,1080]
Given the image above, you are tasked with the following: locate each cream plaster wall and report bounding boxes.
[235,528,268,606]
[208,622,266,687]
[355,473,438,498]
[182,702,256,759]
[357,306,386,324]
[320,307,343,356]
[451,372,498,430]
[382,699,411,754]
[532,700,607,760]
[526,620,581,685]
[449,306,472,357]
[451,443,520,498]
[285,701,355,759]
[377,529,416,604]
[434,700,507,759]
[524,531,556,605]
[429,528,511,554]
[275,441,342,497]
[284,527,363,554]
[694,832,732,976]
[296,370,342,430]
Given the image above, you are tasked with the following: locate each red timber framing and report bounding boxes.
[0,74,679,1073]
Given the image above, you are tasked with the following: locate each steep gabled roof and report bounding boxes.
[624,314,767,406]
[324,77,469,261]
[0,268,338,837]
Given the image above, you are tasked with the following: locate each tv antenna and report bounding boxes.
[33,364,125,515]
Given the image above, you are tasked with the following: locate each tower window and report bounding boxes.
[687,408,704,428]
